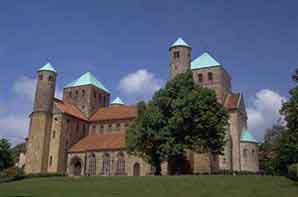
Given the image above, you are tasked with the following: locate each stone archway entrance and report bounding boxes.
[133,163,140,176]
[70,156,83,176]
[168,155,192,175]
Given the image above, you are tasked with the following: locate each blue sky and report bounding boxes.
[0,0,297,144]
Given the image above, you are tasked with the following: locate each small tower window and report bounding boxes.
[208,72,213,81]
[82,89,85,96]
[173,51,180,59]
[69,91,72,98]
[48,76,53,81]
[100,125,104,133]
[49,156,53,166]
[75,90,79,96]
[108,124,112,132]
[39,74,43,80]
[52,130,55,139]
[198,73,203,83]
[243,149,248,158]
[94,91,97,98]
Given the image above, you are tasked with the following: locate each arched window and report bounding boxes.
[52,130,55,139]
[173,51,180,59]
[48,75,53,81]
[198,73,203,83]
[243,149,248,158]
[116,152,125,175]
[252,149,255,158]
[133,162,140,176]
[102,153,111,176]
[82,89,85,96]
[39,74,43,80]
[208,72,213,81]
[88,153,96,176]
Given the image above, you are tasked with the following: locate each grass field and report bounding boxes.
[0,175,297,197]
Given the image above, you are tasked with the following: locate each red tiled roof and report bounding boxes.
[69,132,126,152]
[54,99,87,121]
[224,93,240,109]
[90,105,137,122]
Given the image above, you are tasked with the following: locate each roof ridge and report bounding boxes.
[65,72,110,93]
[191,52,221,70]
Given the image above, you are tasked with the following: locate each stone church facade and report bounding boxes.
[25,38,259,176]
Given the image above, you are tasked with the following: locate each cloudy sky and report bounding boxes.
[0,0,296,145]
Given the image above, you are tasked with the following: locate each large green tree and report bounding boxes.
[0,138,14,171]
[276,73,298,174]
[126,70,229,175]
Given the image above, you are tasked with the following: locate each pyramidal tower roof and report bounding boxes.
[240,130,257,143]
[191,52,221,70]
[170,37,190,48]
[65,72,110,93]
[111,97,125,105]
[38,62,56,73]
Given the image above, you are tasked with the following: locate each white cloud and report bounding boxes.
[247,89,286,141]
[0,114,28,145]
[118,69,164,101]
[0,75,63,145]
[13,75,63,101]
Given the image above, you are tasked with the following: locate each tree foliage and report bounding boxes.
[259,120,286,175]
[0,138,14,171]
[126,70,229,175]
[276,86,298,174]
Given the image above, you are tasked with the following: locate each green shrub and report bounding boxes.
[288,163,298,181]
[26,172,65,178]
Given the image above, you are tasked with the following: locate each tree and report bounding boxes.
[0,138,14,171]
[126,70,229,175]
[276,69,298,174]
[259,120,286,175]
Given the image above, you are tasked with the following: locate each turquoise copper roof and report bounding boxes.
[111,97,125,105]
[240,130,257,143]
[65,72,110,93]
[38,62,56,73]
[191,52,221,70]
[171,37,190,48]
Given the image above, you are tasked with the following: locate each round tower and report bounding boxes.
[25,62,57,174]
[33,62,57,112]
[169,37,192,79]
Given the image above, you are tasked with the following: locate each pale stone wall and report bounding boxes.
[25,112,52,174]
[16,153,26,169]
[240,142,259,172]
[218,134,232,170]
[63,85,110,118]
[67,150,169,176]
[170,46,191,79]
[192,67,231,104]
[47,113,63,173]
[89,119,132,135]
[191,153,210,173]
[228,111,241,171]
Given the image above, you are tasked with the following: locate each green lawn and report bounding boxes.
[0,176,297,197]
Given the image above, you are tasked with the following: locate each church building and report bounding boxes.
[24,38,259,176]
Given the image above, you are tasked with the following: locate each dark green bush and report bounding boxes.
[26,172,65,178]
[288,163,298,181]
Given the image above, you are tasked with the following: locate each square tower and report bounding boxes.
[191,53,231,103]
[63,72,110,118]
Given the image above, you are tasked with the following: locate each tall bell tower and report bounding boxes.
[25,63,57,174]
[169,37,192,79]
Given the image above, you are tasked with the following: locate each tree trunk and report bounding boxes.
[154,160,162,176]
[208,147,213,175]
